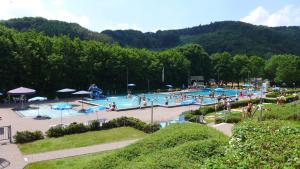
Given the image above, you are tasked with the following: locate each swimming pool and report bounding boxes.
[16,104,88,118]
[86,88,258,110]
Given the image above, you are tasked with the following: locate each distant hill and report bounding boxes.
[0,17,112,43]
[103,21,300,57]
[2,17,300,57]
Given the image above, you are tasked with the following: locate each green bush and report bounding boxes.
[266,92,279,98]
[102,117,160,133]
[14,130,44,143]
[204,120,300,168]
[89,120,100,130]
[84,123,228,169]
[64,122,88,134]
[46,126,65,137]
[46,117,160,138]
[185,99,260,122]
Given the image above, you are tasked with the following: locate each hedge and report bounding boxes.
[264,95,299,103]
[215,112,243,124]
[14,130,44,143]
[184,99,260,122]
[46,117,160,138]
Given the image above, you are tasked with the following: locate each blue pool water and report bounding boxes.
[16,103,88,118]
[88,89,258,110]
[17,89,259,118]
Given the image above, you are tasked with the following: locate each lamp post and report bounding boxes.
[126,67,128,92]
[151,100,154,124]
[217,70,220,86]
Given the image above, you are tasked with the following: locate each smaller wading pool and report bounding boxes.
[16,103,92,118]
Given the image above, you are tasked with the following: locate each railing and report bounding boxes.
[0,125,12,143]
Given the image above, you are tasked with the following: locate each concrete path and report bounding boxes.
[209,123,234,136]
[0,143,25,169]
[23,139,139,163]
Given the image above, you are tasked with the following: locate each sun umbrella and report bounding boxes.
[72,91,91,110]
[181,99,197,105]
[85,105,106,119]
[166,85,173,88]
[214,88,224,92]
[28,96,47,116]
[128,83,136,87]
[52,103,72,125]
[8,87,36,95]
[0,92,2,96]
[56,88,76,93]
[242,84,254,87]
[8,87,36,108]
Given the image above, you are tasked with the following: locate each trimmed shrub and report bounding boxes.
[215,117,225,124]
[102,117,160,133]
[46,126,64,137]
[266,92,279,98]
[89,120,100,130]
[14,130,44,143]
[46,117,160,138]
[185,99,260,122]
[64,122,88,134]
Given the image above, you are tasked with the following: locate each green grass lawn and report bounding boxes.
[19,127,146,154]
[25,151,110,169]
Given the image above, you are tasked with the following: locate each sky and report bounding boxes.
[1,0,300,32]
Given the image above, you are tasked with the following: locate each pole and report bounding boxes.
[151,100,153,124]
[147,79,150,93]
[61,110,63,125]
[126,67,129,92]
[217,70,220,86]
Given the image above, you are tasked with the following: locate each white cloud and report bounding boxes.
[241,5,300,26]
[0,0,90,27]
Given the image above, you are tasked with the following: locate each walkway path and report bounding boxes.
[0,139,139,169]
[0,143,25,169]
[208,122,234,136]
[23,139,140,163]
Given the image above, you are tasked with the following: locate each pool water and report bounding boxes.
[88,89,257,110]
[16,104,88,118]
[17,89,259,118]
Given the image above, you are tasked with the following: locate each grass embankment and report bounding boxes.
[85,123,228,169]
[19,127,146,154]
[26,123,229,169]
[25,151,109,169]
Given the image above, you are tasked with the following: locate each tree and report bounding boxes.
[210,52,233,84]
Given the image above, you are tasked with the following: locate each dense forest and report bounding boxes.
[0,17,112,43]
[2,17,300,58]
[0,25,299,96]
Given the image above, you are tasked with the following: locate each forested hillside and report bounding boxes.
[0,17,112,43]
[2,17,300,58]
[103,21,300,58]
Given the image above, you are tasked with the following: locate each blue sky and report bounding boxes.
[1,0,300,32]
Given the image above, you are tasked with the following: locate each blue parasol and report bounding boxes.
[52,103,72,125]
[128,83,136,87]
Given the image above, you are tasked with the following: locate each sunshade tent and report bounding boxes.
[57,88,76,93]
[85,105,106,120]
[28,96,47,116]
[52,103,72,125]
[127,84,136,87]
[166,85,173,88]
[181,99,197,105]
[56,88,76,101]
[214,88,224,92]
[8,87,36,108]
[72,90,91,110]
[242,84,254,87]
